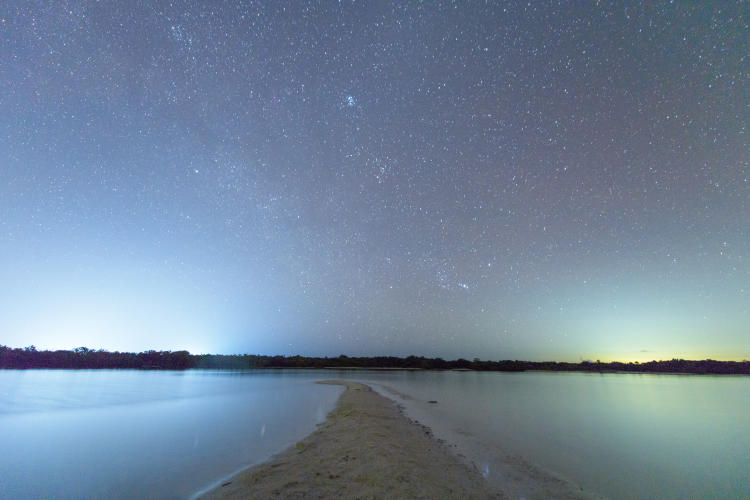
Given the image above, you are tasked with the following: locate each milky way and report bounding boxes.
[1,2,748,360]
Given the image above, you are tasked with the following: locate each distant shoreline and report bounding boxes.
[4,365,749,376]
[3,365,750,376]
[2,346,748,374]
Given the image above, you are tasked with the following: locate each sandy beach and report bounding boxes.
[200,380,501,499]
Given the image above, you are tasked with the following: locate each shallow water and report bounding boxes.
[0,370,342,499]
[1,369,748,499]
[351,370,750,499]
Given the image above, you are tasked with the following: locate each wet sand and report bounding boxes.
[200,380,501,499]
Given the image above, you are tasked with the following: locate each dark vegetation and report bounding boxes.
[1,345,748,374]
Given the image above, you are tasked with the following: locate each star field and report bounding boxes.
[1,1,748,360]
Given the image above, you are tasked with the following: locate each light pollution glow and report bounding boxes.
[0,2,748,361]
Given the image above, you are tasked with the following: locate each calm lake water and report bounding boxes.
[0,370,343,499]
[352,370,750,499]
[1,369,748,499]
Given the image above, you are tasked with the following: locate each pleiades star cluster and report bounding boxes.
[0,1,747,360]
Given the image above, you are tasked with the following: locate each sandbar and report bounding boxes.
[200,380,501,499]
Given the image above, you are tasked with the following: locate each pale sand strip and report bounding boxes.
[200,380,502,499]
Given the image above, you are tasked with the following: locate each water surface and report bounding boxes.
[1,369,748,499]
[351,370,750,499]
[0,370,342,499]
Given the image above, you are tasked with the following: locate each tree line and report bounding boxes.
[1,345,748,374]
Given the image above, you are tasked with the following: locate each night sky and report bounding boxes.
[1,1,748,361]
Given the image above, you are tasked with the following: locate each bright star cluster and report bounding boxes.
[0,1,747,361]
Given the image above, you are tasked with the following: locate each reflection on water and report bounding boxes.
[0,370,342,499]
[1,369,748,499]
[352,371,750,499]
